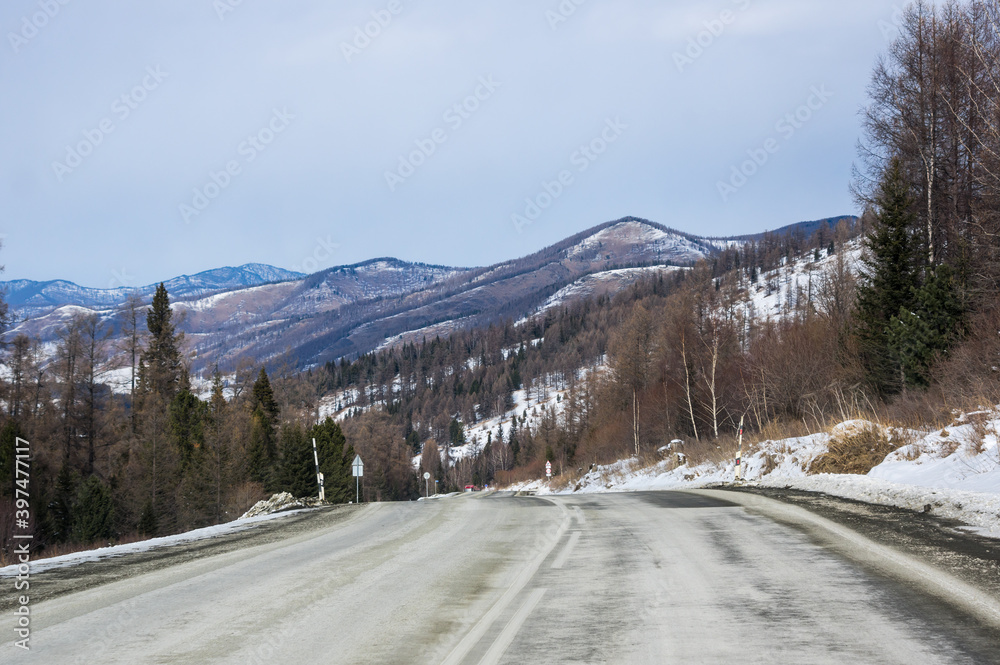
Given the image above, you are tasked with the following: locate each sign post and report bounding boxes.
[735,416,744,483]
[545,460,552,479]
[312,438,325,502]
[352,454,364,503]
[423,471,431,498]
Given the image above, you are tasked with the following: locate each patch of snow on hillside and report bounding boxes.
[541,266,683,312]
[568,221,707,262]
[744,241,863,323]
[175,283,278,313]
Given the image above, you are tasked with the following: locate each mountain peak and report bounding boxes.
[566,217,715,265]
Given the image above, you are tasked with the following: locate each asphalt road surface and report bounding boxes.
[5,490,1000,664]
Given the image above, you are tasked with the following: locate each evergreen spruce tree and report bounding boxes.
[311,418,354,504]
[853,160,922,395]
[0,420,23,498]
[72,476,115,543]
[886,265,964,387]
[449,418,465,447]
[276,424,316,497]
[138,284,183,400]
[509,419,520,466]
[49,465,77,543]
[137,499,157,537]
[247,368,279,485]
[170,389,207,467]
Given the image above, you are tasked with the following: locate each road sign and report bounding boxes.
[423,472,431,498]
[545,461,552,478]
[352,455,363,504]
[423,472,430,479]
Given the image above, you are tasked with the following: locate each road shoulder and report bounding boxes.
[688,486,1000,629]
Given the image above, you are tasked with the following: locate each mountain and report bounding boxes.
[1,263,305,317]
[5,216,846,375]
[710,215,858,244]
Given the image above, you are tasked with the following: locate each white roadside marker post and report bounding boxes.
[735,416,744,483]
[312,438,325,502]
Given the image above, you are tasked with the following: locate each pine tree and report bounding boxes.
[72,476,115,543]
[170,389,207,467]
[49,465,77,543]
[247,368,279,485]
[0,420,22,498]
[854,160,922,395]
[137,499,157,537]
[449,418,465,447]
[886,265,964,387]
[138,284,183,400]
[311,418,353,504]
[276,424,316,497]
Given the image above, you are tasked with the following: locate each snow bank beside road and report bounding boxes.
[514,411,1000,537]
[0,506,311,577]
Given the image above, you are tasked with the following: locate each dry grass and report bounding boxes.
[0,532,153,568]
[810,423,901,475]
[958,412,997,456]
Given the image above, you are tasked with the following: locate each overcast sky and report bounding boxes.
[1,0,905,287]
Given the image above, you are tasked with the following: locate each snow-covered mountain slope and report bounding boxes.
[566,220,712,264]
[5,215,851,373]
[528,265,686,321]
[744,240,863,322]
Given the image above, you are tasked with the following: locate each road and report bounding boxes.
[5,490,1000,664]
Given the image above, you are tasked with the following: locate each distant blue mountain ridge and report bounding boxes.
[1,263,305,313]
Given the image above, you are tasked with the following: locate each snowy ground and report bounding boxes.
[744,240,863,323]
[513,412,1000,538]
[0,507,312,577]
[415,363,606,470]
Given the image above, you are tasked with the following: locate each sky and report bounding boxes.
[0,0,907,288]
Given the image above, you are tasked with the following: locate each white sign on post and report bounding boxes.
[545,461,552,478]
[352,455,363,504]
